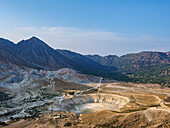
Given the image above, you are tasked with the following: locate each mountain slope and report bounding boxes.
[0,37,127,81]
[56,49,129,80]
[1,37,168,84]
[16,37,74,70]
[0,38,36,68]
[87,51,169,70]
[86,51,170,85]
[56,49,116,72]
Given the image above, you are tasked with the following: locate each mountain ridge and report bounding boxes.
[0,36,169,84]
[86,51,170,85]
[0,37,125,81]
[16,36,75,70]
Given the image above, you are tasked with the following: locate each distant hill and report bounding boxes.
[87,51,169,72]
[86,51,170,85]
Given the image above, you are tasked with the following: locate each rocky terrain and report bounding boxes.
[0,63,100,122]
[0,65,169,127]
[1,81,170,128]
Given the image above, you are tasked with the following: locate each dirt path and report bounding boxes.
[152,95,170,110]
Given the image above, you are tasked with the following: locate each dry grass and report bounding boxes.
[80,109,170,128]
[30,78,91,93]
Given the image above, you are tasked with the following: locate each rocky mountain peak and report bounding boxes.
[0,38,14,46]
[17,36,47,47]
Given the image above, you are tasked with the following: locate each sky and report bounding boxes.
[0,0,170,56]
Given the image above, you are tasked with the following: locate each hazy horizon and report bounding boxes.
[1,35,169,57]
[0,0,170,55]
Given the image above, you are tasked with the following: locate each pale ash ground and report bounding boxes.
[3,82,170,128]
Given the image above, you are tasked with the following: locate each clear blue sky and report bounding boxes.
[0,0,170,55]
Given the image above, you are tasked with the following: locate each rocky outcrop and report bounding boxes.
[55,68,100,84]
